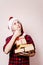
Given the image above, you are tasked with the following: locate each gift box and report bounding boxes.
[15,44,35,57]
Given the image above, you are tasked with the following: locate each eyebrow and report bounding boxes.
[17,21,21,25]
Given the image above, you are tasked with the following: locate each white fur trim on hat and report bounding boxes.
[8,17,18,30]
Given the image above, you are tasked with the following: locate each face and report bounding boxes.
[11,20,21,32]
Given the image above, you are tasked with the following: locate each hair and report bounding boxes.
[17,21,24,35]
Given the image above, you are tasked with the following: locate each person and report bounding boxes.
[3,17,35,65]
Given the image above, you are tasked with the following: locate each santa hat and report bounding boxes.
[8,17,18,30]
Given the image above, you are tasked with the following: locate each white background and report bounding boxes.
[0,0,43,65]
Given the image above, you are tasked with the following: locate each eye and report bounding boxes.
[14,22,16,25]
[18,24,21,28]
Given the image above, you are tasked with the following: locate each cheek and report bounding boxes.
[11,25,15,30]
[13,25,17,30]
[18,25,21,28]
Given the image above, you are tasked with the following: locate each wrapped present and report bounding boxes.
[15,44,35,57]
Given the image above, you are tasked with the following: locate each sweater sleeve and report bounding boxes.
[3,35,12,52]
[25,35,35,51]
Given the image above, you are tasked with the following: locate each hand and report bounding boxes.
[13,29,21,38]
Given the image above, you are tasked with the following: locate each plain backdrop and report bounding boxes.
[0,0,43,65]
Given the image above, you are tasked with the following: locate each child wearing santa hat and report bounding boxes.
[3,17,35,65]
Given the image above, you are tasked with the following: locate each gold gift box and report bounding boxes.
[15,44,35,57]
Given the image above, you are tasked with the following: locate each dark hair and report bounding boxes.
[17,21,24,35]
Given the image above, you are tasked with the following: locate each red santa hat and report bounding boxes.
[8,17,18,30]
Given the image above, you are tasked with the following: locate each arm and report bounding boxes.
[25,35,36,56]
[3,30,21,54]
[25,35,35,50]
